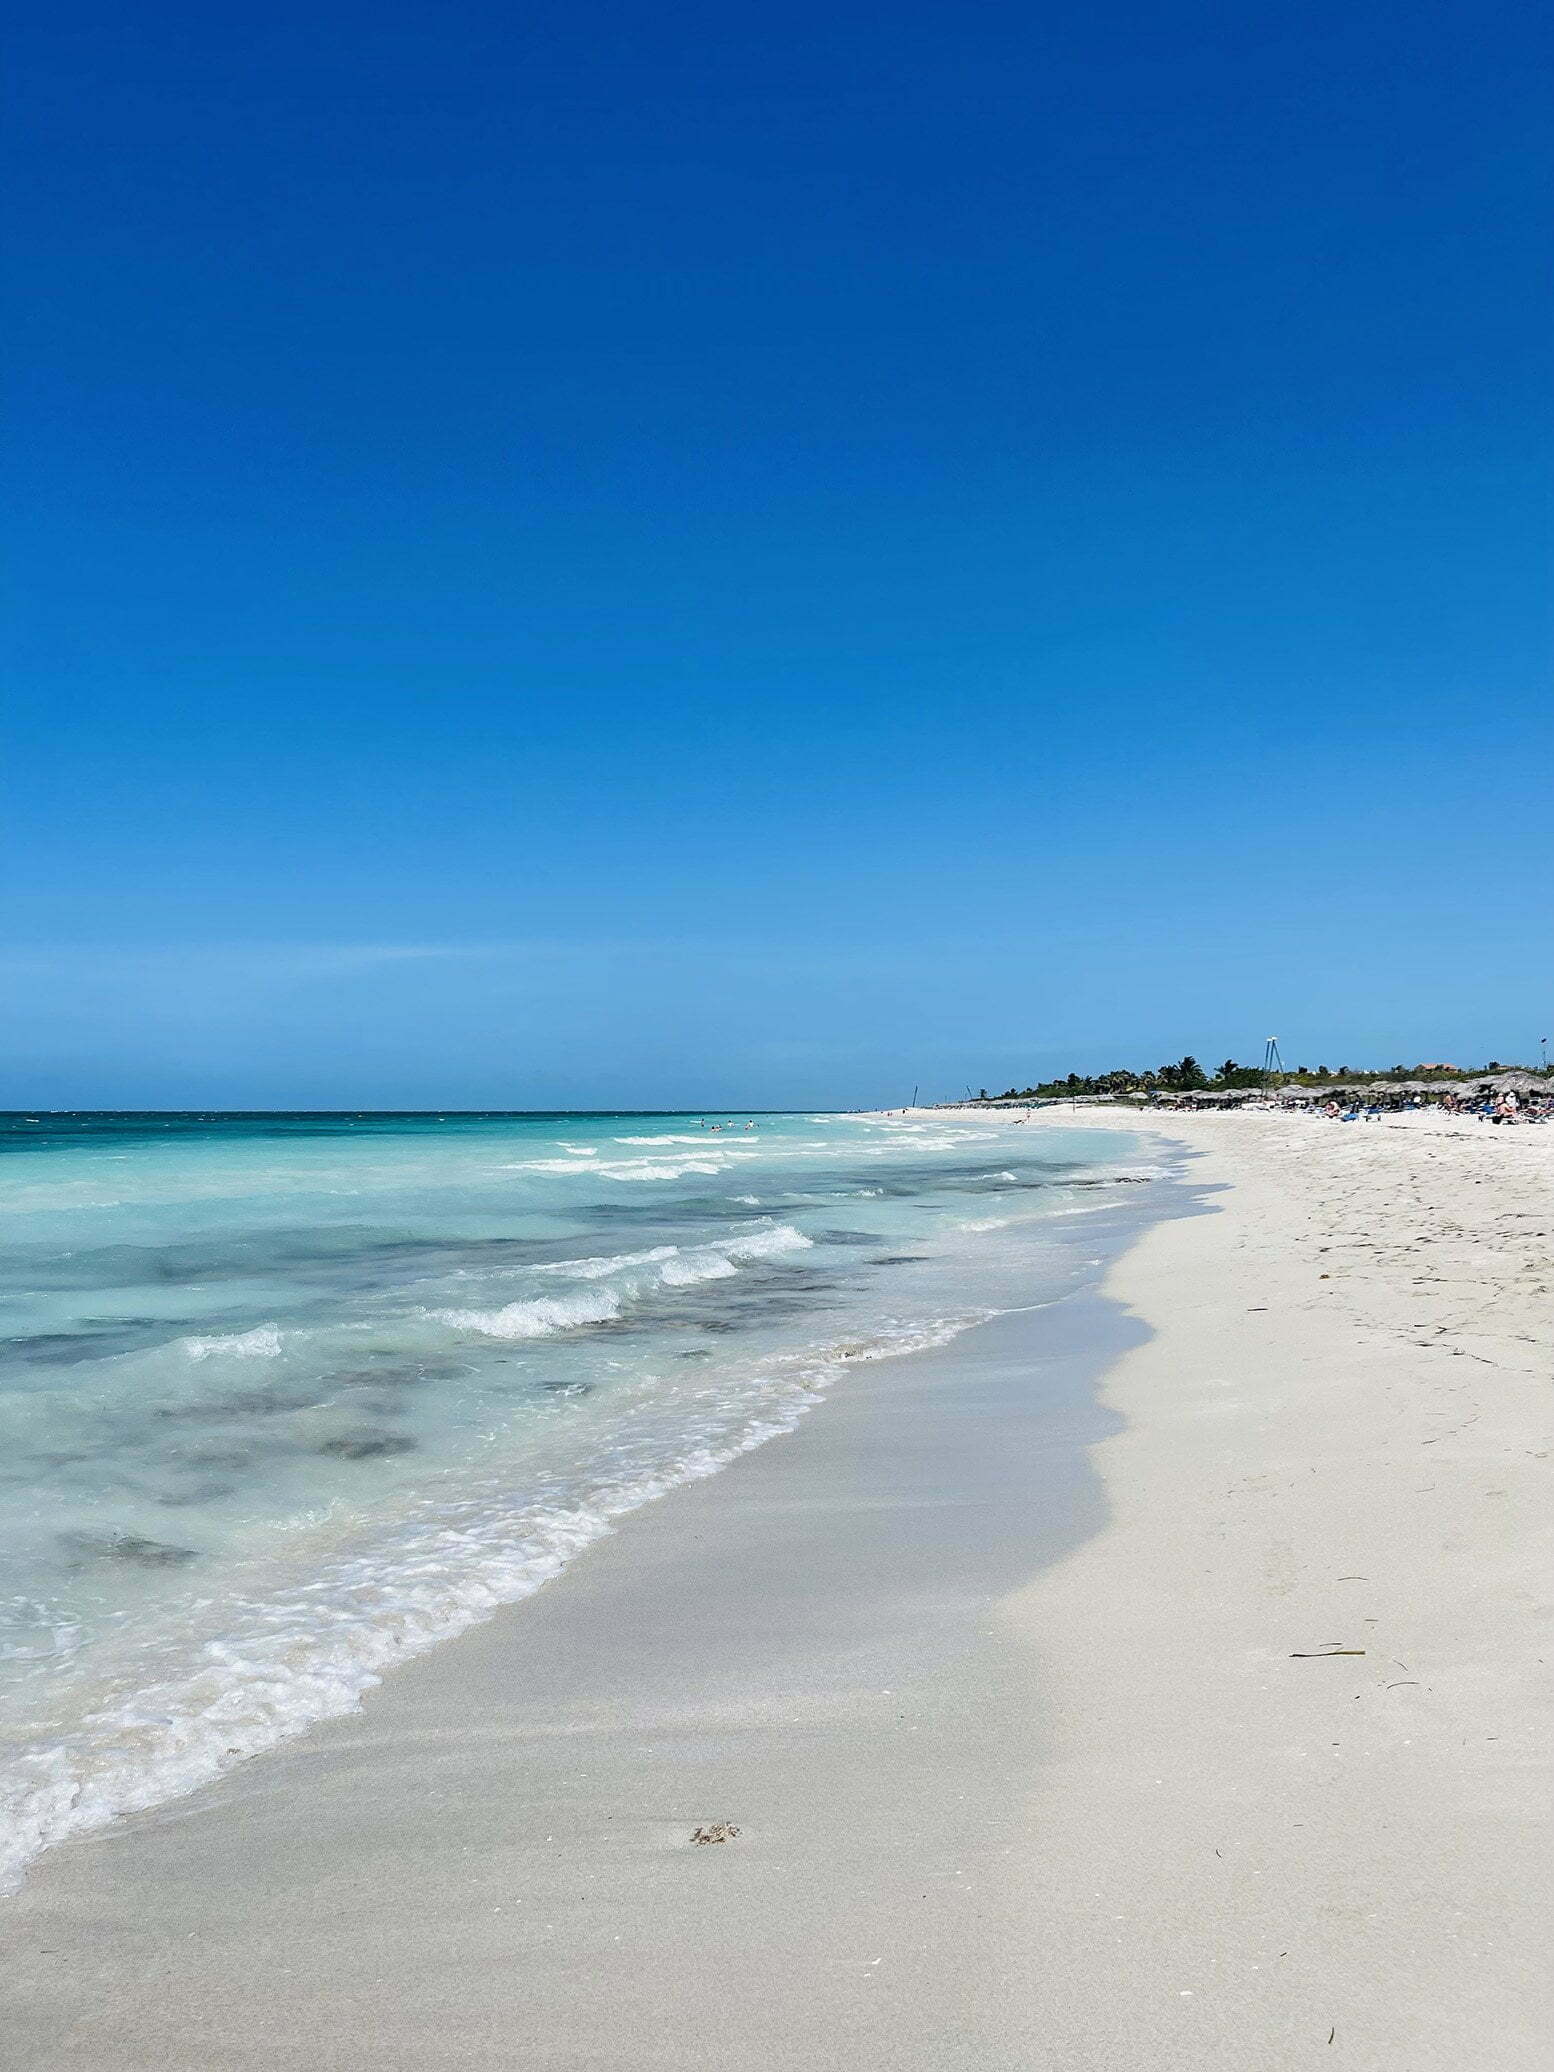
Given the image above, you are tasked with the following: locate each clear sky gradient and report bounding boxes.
[6,2,1550,1107]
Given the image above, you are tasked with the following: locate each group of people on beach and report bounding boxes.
[1320,1088,1549,1126]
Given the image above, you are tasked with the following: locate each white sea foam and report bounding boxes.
[430,1287,627,1340]
[181,1325,282,1361]
[612,1133,721,1145]
[510,1153,740,1180]
[429,1226,812,1339]
[712,1225,812,1262]
[509,1156,616,1174]
[534,1245,678,1280]
[584,1158,732,1181]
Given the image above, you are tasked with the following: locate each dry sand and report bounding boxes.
[1,1109,1548,2068]
[970,1105,1553,2067]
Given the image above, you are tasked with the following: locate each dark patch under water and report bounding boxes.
[155,1478,236,1507]
[700,1285,846,1330]
[1,1227,598,1297]
[173,1445,254,1471]
[328,1360,467,1390]
[581,1196,778,1229]
[152,1385,327,1423]
[0,1321,200,1367]
[315,1431,417,1461]
[62,1531,199,1568]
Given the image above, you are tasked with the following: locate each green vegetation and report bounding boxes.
[974,1058,1544,1102]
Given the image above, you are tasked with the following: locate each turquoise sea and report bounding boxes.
[0,1109,1155,1889]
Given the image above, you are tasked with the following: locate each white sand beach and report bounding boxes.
[2,1109,1548,2068]
[948,1104,1553,2067]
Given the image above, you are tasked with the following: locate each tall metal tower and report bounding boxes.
[1262,1036,1285,1078]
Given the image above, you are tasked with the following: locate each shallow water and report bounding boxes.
[0,1108,1154,1889]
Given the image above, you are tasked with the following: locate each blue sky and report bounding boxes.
[5,1,1550,1107]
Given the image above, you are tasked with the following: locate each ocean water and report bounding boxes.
[0,1108,1155,1890]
